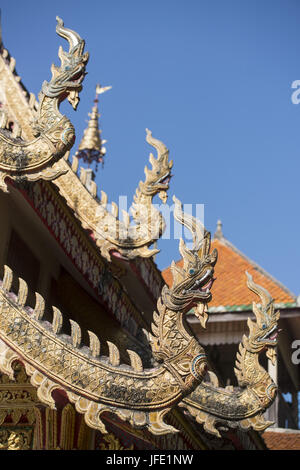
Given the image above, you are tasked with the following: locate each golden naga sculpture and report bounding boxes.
[181,272,280,436]
[0,194,280,437]
[0,17,89,192]
[0,197,217,435]
[93,128,173,260]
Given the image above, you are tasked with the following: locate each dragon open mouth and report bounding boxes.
[65,64,87,87]
[186,269,215,294]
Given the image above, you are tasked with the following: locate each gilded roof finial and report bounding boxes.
[76,84,111,172]
[214,219,224,240]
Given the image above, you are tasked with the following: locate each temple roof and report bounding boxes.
[162,223,296,312]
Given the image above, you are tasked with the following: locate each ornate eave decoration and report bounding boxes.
[0,19,281,439]
[0,193,279,438]
[0,17,89,192]
[180,272,280,436]
[11,178,148,340]
[51,128,173,262]
[91,128,173,260]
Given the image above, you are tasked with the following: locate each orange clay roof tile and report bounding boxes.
[263,430,300,450]
[162,237,296,309]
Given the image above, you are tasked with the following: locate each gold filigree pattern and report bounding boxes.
[180,273,280,437]
[0,32,282,437]
[99,433,134,450]
[60,129,173,261]
[25,180,145,338]
[1,32,171,261]
[0,363,39,450]
[0,428,33,450]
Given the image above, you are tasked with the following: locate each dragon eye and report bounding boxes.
[262,324,267,329]
[189,268,195,275]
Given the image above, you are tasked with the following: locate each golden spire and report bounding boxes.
[214,219,224,240]
[77,84,111,171]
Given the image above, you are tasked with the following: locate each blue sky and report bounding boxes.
[1,0,300,295]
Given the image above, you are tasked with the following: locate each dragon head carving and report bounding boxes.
[41,17,89,110]
[162,196,218,327]
[137,129,173,204]
[245,272,280,365]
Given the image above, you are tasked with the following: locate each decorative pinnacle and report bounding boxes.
[214,219,224,240]
[76,84,111,171]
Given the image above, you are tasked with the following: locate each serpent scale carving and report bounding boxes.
[0,197,217,435]
[180,272,280,436]
[0,17,89,191]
